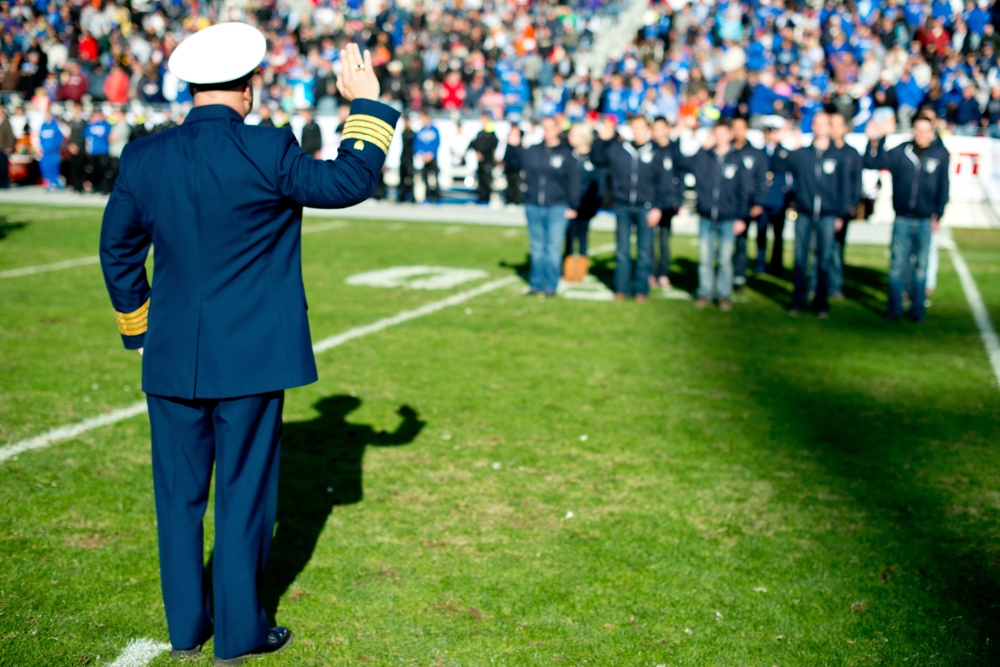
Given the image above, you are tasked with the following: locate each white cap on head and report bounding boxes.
[168,22,266,85]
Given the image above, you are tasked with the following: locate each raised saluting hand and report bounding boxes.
[336,42,380,102]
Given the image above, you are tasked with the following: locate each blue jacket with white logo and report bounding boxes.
[654,141,685,211]
[504,141,581,208]
[863,138,950,219]
[772,144,852,219]
[676,147,753,222]
[592,138,669,209]
[733,142,768,208]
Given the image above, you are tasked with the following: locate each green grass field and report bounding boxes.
[1,203,998,667]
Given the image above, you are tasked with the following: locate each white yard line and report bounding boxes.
[940,234,1000,388]
[0,222,349,280]
[0,255,102,279]
[301,220,348,234]
[106,638,172,667]
[0,275,520,464]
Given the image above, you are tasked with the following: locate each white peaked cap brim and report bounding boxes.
[168,22,266,85]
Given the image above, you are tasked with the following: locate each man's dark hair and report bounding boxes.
[913,112,936,125]
[715,117,733,129]
[626,113,649,124]
[652,116,669,125]
[189,72,253,96]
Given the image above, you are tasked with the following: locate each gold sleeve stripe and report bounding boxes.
[341,133,390,152]
[341,127,393,150]
[342,119,395,143]
[345,114,395,137]
[118,317,148,336]
[341,131,390,153]
[342,127,393,149]
[114,298,149,336]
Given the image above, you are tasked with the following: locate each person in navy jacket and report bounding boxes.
[650,116,685,290]
[675,118,753,311]
[504,115,581,296]
[593,114,671,301]
[864,113,950,322]
[756,119,794,275]
[731,117,768,292]
[829,113,863,299]
[773,112,852,317]
[99,25,399,666]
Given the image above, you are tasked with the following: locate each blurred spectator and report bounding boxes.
[0,105,14,189]
[56,61,88,104]
[84,108,111,194]
[953,85,984,133]
[37,107,64,190]
[104,66,131,106]
[66,103,87,193]
[397,115,415,203]
[469,113,499,205]
[299,108,322,159]
[502,123,524,206]
[414,110,441,204]
[108,107,129,190]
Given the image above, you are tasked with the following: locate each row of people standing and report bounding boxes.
[501,110,949,322]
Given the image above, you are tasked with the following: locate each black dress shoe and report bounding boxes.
[212,627,293,666]
[172,626,212,659]
[170,645,202,659]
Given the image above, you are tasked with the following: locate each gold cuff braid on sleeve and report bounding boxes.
[341,114,395,154]
[114,298,149,336]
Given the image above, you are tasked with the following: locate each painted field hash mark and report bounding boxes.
[107,638,171,667]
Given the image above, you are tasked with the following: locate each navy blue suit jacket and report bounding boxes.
[100,99,400,399]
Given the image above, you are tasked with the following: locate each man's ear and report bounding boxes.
[243,81,254,115]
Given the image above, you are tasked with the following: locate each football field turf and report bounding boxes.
[1,203,998,666]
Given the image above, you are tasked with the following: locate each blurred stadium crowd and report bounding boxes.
[4,0,1000,139]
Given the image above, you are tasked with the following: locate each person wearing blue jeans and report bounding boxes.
[864,113,949,322]
[772,112,851,317]
[614,204,655,297]
[592,114,671,301]
[888,217,933,321]
[504,115,581,296]
[674,118,752,311]
[698,219,736,303]
[792,214,837,313]
[526,203,571,293]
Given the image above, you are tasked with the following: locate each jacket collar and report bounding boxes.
[183,104,246,124]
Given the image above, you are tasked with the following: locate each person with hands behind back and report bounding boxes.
[99,26,399,667]
[864,112,950,323]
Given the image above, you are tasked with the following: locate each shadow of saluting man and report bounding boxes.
[262,395,425,621]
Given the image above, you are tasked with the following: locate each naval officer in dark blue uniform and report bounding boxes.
[99,23,399,667]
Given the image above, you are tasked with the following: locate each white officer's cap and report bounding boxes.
[168,22,266,85]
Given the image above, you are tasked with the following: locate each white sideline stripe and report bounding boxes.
[301,220,348,234]
[0,275,520,463]
[0,255,101,279]
[0,402,148,463]
[107,638,171,667]
[941,235,1000,388]
[312,276,518,353]
[0,222,348,280]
